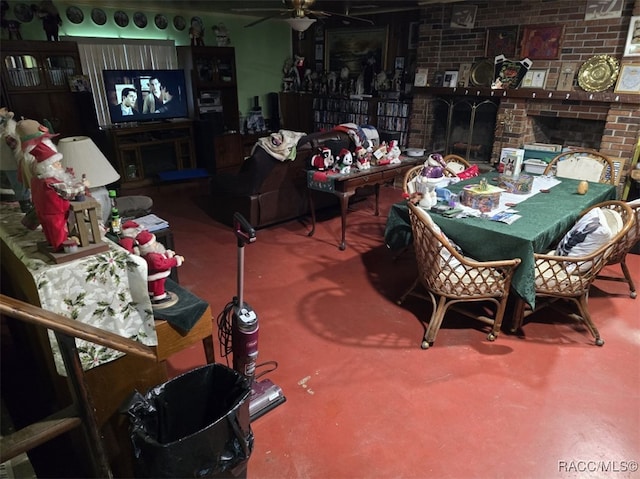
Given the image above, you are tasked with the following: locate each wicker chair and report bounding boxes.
[595,199,640,298]
[512,200,634,345]
[404,202,521,349]
[402,165,425,195]
[443,154,471,177]
[543,149,616,185]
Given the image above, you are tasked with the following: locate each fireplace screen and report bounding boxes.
[430,97,499,162]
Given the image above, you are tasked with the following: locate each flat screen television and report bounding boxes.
[102,69,189,124]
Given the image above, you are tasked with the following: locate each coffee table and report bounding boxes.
[307,157,422,250]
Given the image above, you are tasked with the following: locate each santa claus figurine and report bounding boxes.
[119,220,142,254]
[21,126,86,251]
[136,229,184,306]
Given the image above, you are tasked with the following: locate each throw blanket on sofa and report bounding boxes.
[252,129,307,162]
[333,123,379,149]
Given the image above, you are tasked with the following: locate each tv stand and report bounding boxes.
[108,121,196,186]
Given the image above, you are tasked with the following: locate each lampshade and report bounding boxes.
[57,136,120,188]
[284,17,316,32]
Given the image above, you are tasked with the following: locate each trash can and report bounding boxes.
[126,363,253,478]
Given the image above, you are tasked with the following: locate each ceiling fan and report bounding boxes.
[233,0,375,31]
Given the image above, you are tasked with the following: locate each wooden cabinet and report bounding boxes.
[107,121,196,186]
[1,40,97,138]
[177,46,239,133]
[279,92,313,133]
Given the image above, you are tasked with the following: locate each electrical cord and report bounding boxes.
[216,298,236,367]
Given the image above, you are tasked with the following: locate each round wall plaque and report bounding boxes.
[133,12,147,28]
[155,14,168,30]
[66,6,84,24]
[91,8,106,25]
[578,55,620,92]
[114,10,129,28]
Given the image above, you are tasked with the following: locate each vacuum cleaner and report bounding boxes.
[217,212,286,421]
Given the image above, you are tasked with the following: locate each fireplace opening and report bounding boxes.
[430,97,499,162]
[529,116,606,150]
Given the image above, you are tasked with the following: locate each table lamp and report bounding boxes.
[57,136,120,224]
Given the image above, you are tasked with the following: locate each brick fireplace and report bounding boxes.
[413,89,638,171]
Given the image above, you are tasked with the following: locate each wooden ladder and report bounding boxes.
[0,294,157,478]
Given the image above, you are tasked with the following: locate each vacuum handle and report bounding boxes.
[233,212,256,247]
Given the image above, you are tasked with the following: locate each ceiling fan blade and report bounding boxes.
[312,10,374,25]
[244,12,288,28]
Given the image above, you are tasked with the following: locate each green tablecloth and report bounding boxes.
[385,172,617,308]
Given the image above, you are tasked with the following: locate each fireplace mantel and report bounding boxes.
[417,86,640,105]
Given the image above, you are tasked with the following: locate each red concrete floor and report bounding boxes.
[137,180,639,479]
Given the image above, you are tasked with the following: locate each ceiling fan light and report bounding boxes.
[284,17,316,32]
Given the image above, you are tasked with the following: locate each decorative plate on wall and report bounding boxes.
[174,15,186,31]
[133,12,147,28]
[578,54,620,92]
[469,60,494,87]
[66,6,84,24]
[155,14,168,30]
[114,10,129,28]
[14,3,33,22]
[91,8,106,25]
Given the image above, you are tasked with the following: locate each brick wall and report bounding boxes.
[409,0,640,175]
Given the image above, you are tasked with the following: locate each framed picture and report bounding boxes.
[414,68,428,87]
[521,69,548,89]
[485,26,519,58]
[458,63,472,87]
[623,16,640,57]
[556,62,578,91]
[443,70,459,87]
[585,0,623,20]
[68,75,91,92]
[450,5,477,29]
[326,27,388,76]
[614,63,640,94]
[520,24,564,60]
[395,57,405,70]
[408,22,419,49]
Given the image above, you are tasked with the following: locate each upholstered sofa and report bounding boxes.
[210,130,353,228]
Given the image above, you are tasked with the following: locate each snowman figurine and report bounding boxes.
[416,153,446,209]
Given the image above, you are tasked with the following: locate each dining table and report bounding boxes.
[385,171,618,312]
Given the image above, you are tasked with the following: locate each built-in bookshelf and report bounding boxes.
[312,96,411,147]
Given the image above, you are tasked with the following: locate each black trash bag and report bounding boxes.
[125,364,253,478]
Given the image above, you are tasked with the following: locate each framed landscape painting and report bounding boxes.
[326,27,388,75]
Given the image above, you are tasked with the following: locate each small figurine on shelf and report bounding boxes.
[311,146,334,171]
[33,0,62,41]
[212,22,230,46]
[189,17,204,46]
[136,229,184,307]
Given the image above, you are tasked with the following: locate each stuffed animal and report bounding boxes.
[386,140,402,164]
[311,146,334,171]
[354,146,371,170]
[334,148,353,174]
[373,142,389,165]
[189,17,204,46]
